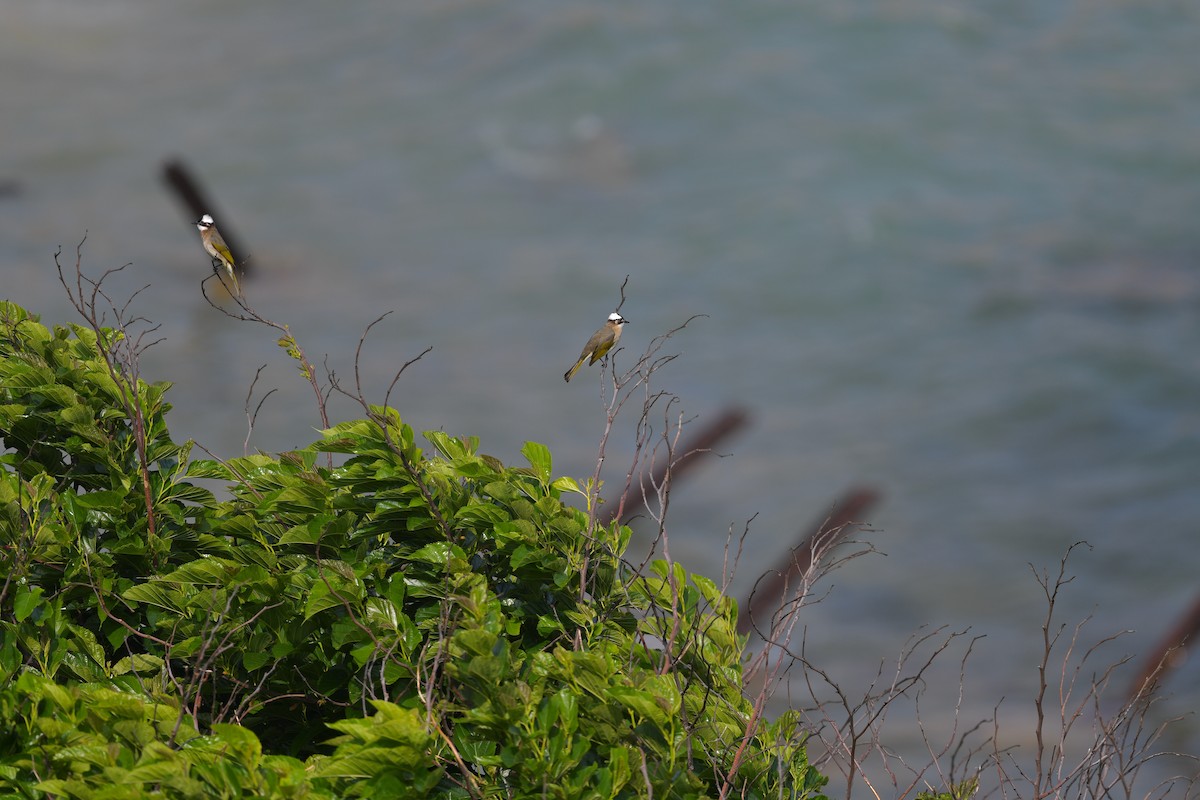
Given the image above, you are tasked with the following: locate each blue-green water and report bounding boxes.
[5,1,1200,792]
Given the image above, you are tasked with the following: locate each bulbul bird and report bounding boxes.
[195,214,240,296]
[564,312,628,382]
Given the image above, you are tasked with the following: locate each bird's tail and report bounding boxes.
[563,357,586,382]
[223,265,241,297]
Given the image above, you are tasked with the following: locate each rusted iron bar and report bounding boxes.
[1125,591,1200,704]
[737,486,880,635]
[602,407,749,526]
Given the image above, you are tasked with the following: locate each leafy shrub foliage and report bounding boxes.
[0,300,826,798]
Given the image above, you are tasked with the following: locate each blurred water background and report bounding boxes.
[5,0,1200,793]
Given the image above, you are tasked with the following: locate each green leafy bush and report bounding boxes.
[0,299,826,798]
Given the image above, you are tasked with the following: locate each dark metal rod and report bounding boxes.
[737,486,880,635]
[602,407,749,526]
[1125,591,1200,704]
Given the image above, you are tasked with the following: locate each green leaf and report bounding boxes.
[304,575,362,620]
[242,651,270,671]
[424,430,467,460]
[72,489,128,510]
[607,686,665,723]
[111,654,164,677]
[551,476,583,495]
[521,441,552,483]
[691,573,722,606]
[208,723,263,767]
[185,458,233,480]
[66,624,106,666]
[444,456,496,479]
[122,582,185,613]
[164,483,216,506]
[13,586,43,622]
[409,542,455,566]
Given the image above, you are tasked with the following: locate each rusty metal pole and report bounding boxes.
[737,487,880,635]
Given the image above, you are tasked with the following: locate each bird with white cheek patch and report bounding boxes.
[195,214,240,296]
[564,312,628,382]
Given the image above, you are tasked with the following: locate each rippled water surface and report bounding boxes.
[5,1,1200,792]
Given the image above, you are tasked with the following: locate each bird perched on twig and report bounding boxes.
[195,214,240,296]
[564,312,628,382]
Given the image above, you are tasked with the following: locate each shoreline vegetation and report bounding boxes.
[0,248,1192,798]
